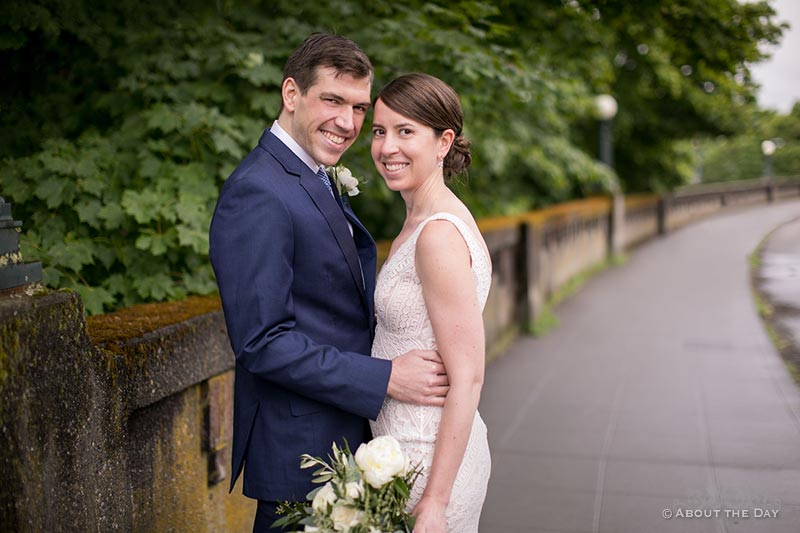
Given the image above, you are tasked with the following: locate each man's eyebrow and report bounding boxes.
[319,92,344,102]
[319,91,371,108]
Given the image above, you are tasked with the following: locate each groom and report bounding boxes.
[209,34,448,531]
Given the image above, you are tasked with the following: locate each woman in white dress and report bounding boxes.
[369,73,492,533]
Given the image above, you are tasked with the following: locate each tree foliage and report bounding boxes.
[700,102,800,182]
[0,0,786,313]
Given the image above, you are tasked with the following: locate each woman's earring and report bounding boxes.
[437,158,444,168]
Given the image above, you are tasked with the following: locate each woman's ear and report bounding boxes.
[439,129,455,159]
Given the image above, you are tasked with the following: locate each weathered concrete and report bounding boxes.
[480,200,800,533]
[0,291,255,532]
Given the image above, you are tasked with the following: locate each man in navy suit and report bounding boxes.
[209,34,448,531]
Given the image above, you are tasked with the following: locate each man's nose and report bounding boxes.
[334,106,354,131]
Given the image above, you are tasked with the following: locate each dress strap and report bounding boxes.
[412,212,490,270]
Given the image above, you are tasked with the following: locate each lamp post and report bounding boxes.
[0,196,42,293]
[595,94,618,170]
[761,139,776,202]
[594,94,623,256]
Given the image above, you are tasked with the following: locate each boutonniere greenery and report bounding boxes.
[327,164,361,197]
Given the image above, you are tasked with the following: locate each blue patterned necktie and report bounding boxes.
[316,167,334,195]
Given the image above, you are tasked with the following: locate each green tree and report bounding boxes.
[700,102,800,182]
[0,0,788,313]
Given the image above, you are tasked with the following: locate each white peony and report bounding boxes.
[354,435,408,489]
[330,503,364,531]
[311,482,337,513]
[344,480,364,500]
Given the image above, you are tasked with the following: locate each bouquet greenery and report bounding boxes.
[273,436,420,533]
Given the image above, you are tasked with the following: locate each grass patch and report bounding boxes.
[751,289,773,319]
[527,254,628,337]
[748,250,761,270]
[748,219,800,387]
[529,305,559,337]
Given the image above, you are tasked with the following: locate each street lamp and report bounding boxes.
[761,139,776,179]
[761,139,777,202]
[595,94,618,169]
[594,94,623,256]
[0,196,42,293]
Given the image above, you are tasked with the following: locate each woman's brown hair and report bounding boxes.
[375,73,471,181]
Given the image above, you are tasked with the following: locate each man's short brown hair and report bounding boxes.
[283,33,374,94]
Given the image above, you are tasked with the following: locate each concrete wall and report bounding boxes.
[1,177,799,531]
[0,291,255,532]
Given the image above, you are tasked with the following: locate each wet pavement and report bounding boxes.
[759,216,800,358]
[479,199,800,533]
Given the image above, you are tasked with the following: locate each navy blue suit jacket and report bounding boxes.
[209,129,392,501]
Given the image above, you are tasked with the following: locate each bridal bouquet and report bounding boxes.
[273,436,420,533]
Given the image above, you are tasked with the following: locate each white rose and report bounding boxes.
[344,480,364,500]
[330,504,364,531]
[337,168,360,196]
[311,482,337,513]
[329,165,360,196]
[304,527,320,532]
[354,435,407,488]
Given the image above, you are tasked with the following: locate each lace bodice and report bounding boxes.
[370,212,491,533]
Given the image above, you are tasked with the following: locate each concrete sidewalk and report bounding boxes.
[479,200,800,533]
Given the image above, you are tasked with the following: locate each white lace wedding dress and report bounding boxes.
[370,212,492,533]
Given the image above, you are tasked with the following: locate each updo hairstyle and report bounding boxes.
[375,73,471,182]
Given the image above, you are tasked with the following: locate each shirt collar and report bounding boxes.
[270,121,324,174]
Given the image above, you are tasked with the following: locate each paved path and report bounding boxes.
[479,199,800,533]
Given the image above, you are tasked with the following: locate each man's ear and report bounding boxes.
[282,77,299,113]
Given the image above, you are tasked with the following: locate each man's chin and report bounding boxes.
[319,149,350,167]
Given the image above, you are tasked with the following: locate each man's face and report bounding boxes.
[282,67,372,167]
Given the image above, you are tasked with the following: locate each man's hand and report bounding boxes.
[386,349,449,406]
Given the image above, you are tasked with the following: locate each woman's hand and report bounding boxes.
[411,496,447,533]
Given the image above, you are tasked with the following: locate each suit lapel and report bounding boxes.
[340,197,377,323]
[259,130,373,320]
[299,167,371,314]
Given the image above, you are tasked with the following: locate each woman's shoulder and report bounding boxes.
[414,205,491,271]
[414,211,477,258]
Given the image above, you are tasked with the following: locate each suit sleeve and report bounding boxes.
[209,174,391,420]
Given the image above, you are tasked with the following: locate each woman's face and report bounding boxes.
[370,99,446,193]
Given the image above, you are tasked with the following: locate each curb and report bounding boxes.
[753,215,800,385]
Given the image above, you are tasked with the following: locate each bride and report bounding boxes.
[369,73,492,533]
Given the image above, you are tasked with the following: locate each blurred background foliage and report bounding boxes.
[0,0,793,313]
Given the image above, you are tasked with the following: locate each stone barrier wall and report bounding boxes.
[1,177,799,531]
[0,292,255,532]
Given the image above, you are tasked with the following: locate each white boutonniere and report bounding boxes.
[327,164,361,197]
